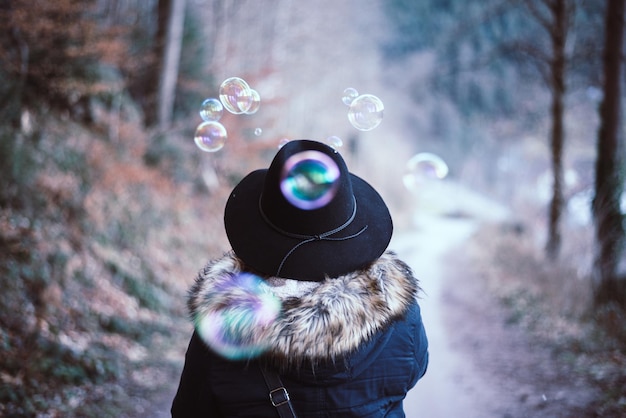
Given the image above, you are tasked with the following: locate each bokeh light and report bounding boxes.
[347,94,384,131]
[194,273,281,360]
[199,98,224,122]
[194,121,228,152]
[403,152,449,192]
[280,150,341,210]
[219,77,253,114]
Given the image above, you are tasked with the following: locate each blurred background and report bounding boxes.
[1,0,625,416]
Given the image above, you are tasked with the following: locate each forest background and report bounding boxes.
[1,0,625,416]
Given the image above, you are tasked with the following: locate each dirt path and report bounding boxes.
[392,185,599,417]
[392,214,506,418]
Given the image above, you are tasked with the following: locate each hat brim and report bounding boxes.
[224,169,393,281]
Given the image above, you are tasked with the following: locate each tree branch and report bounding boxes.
[521,0,553,32]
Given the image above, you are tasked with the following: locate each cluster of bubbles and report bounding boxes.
[342,87,385,131]
[403,152,449,192]
[280,150,341,210]
[194,79,384,152]
[194,272,281,360]
[194,77,261,152]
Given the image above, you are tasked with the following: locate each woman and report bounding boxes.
[172,140,428,417]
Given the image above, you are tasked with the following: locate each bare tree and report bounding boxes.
[157,0,186,130]
[544,0,568,260]
[592,0,625,307]
[516,0,571,260]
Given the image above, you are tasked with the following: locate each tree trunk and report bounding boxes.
[157,0,186,130]
[143,0,170,127]
[592,0,626,307]
[545,0,567,260]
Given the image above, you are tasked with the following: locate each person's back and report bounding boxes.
[171,140,429,417]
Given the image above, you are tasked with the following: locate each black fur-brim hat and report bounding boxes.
[224,140,392,281]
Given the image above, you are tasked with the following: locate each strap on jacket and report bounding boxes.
[260,367,298,418]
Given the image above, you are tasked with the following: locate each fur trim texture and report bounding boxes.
[188,250,419,365]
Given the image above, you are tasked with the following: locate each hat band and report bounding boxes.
[258,196,368,277]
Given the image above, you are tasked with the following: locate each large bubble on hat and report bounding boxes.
[403,152,449,192]
[348,94,384,131]
[194,121,227,152]
[280,150,341,210]
[199,98,224,122]
[194,273,281,360]
[219,77,253,114]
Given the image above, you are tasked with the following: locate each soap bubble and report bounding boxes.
[342,87,359,106]
[254,128,262,136]
[403,152,449,192]
[280,150,340,210]
[278,138,291,149]
[348,94,384,131]
[199,98,223,122]
[219,77,253,114]
[194,272,281,360]
[324,136,343,149]
[194,121,227,152]
[245,89,261,115]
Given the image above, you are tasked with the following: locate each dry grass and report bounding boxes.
[0,109,235,416]
[467,221,626,416]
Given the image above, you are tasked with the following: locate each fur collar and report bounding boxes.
[188,250,419,365]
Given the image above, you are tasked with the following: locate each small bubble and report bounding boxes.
[280,150,341,210]
[278,138,290,149]
[324,136,343,149]
[348,94,384,131]
[219,77,253,114]
[199,98,223,122]
[402,152,449,192]
[194,121,227,152]
[254,128,262,136]
[342,87,359,106]
[245,89,261,114]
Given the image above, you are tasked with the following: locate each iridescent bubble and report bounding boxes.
[342,87,359,106]
[324,136,343,149]
[194,273,281,360]
[280,150,341,210]
[194,121,227,152]
[219,77,253,114]
[254,128,263,136]
[245,89,261,115]
[402,152,449,192]
[199,98,223,122]
[348,94,384,131]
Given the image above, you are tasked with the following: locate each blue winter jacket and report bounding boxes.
[171,251,428,417]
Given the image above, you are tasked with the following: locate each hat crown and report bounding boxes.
[224,139,392,281]
[260,140,355,236]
